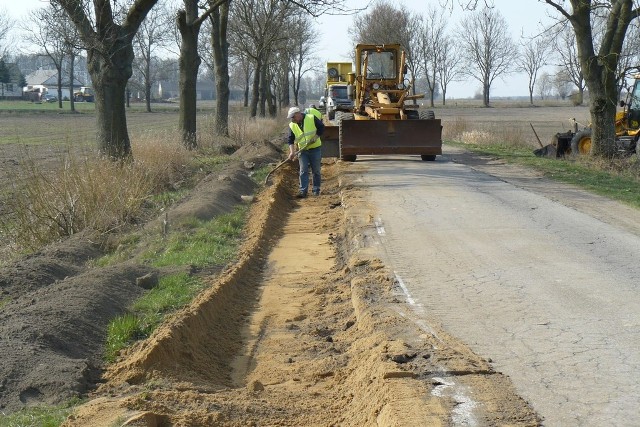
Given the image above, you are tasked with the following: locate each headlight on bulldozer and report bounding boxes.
[372,83,380,90]
[397,83,405,90]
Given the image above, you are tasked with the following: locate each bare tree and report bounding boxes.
[552,25,585,105]
[134,1,173,112]
[554,69,572,100]
[288,15,317,107]
[0,8,14,59]
[436,35,463,105]
[49,4,84,112]
[616,20,640,97]
[209,0,231,136]
[518,37,549,105]
[229,0,290,118]
[349,2,421,94]
[543,0,640,157]
[176,0,223,148]
[459,6,517,106]
[537,71,553,100]
[439,0,495,12]
[22,6,69,108]
[51,0,158,160]
[417,6,448,107]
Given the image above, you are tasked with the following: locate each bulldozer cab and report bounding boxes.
[627,76,640,130]
[354,44,413,118]
[363,49,397,79]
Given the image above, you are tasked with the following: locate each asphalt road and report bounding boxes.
[352,149,640,426]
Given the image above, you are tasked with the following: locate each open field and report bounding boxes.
[0,101,215,146]
[0,99,588,146]
[434,102,592,147]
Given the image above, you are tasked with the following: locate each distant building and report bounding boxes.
[25,69,85,100]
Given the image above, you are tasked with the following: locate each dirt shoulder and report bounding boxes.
[58,154,539,425]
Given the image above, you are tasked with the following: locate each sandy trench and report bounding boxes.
[58,156,540,426]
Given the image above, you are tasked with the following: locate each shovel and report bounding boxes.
[263,138,316,185]
[263,157,293,185]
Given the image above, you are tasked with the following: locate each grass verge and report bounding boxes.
[0,111,283,424]
[446,140,640,209]
[0,399,81,427]
[104,205,248,362]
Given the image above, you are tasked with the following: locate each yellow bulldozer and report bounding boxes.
[322,43,442,162]
[537,75,640,157]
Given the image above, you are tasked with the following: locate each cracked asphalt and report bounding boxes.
[349,149,640,426]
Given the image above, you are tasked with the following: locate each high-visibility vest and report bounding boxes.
[289,114,322,150]
[305,107,322,120]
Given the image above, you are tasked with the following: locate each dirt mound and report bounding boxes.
[0,140,282,414]
[0,258,155,411]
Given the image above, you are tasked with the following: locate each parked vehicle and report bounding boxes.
[535,74,640,157]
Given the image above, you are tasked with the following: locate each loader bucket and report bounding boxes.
[321,123,340,158]
[339,119,442,159]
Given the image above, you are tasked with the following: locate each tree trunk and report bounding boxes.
[259,66,267,117]
[87,44,134,159]
[145,54,152,113]
[69,54,75,112]
[281,68,290,108]
[211,2,230,137]
[243,68,249,107]
[589,89,618,157]
[483,82,490,107]
[56,64,63,109]
[177,5,201,149]
[250,59,261,118]
[266,78,276,117]
[570,1,626,157]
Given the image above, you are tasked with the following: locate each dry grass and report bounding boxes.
[443,116,531,149]
[198,114,285,151]
[0,111,286,255]
[2,134,196,252]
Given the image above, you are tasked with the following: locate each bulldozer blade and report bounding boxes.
[533,144,557,158]
[339,119,442,157]
[321,124,340,158]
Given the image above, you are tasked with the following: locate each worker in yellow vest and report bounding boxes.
[287,106,325,198]
[305,104,322,120]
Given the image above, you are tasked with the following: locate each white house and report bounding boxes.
[25,69,85,100]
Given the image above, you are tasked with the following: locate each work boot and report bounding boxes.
[312,189,320,196]
[296,191,307,199]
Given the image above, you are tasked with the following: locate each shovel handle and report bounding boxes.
[530,122,544,148]
[263,142,313,185]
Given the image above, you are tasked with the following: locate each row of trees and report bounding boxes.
[349,2,640,108]
[1,0,346,157]
[442,0,640,157]
[2,1,640,159]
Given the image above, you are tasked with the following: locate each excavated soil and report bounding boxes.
[1,139,540,425]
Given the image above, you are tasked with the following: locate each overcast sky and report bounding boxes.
[4,0,557,99]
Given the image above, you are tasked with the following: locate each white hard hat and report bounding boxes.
[287,106,300,118]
